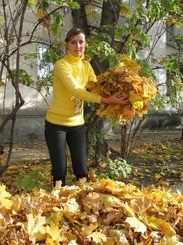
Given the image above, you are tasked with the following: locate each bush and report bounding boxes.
[99,155,132,180]
[15,170,51,192]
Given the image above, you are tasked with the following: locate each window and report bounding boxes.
[38,44,53,79]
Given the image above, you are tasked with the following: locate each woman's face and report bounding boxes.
[66,33,86,57]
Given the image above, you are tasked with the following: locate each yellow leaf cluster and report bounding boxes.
[0,178,183,244]
[166,17,176,26]
[0,184,12,209]
[0,81,5,86]
[36,9,46,19]
[35,9,51,29]
[87,56,157,125]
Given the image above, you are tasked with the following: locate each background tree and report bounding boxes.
[0,0,182,174]
[0,0,79,174]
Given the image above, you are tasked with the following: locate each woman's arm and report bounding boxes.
[101,92,129,105]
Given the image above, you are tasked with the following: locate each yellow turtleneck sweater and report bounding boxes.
[46,51,101,126]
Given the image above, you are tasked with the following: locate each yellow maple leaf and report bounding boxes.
[121,202,136,217]
[45,237,60,245]
[160,221,176,237]
[121,104,135,120]
[81,223,99,237]
[125,217,147,234]
[147,216,176,237]
[64,197,80,213]
[155,173,162,179]
[46,223,61,241]
[87,231,107,243]
[83,192,122,213]
[0,184,11,198]
[117,55,140,73]
[141,82,150,98]
[48,212,64,226]
[0,197,12,209]
[166,17,176,26]
[11,195,22,212]
[25,213,46,241]
[0,184,12,209]
[129,91,143,109]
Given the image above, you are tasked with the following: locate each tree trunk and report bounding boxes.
[101,0,120,33]
[71,1,121,162]
[90,0,121,73]
[121,125,128,160]
[181,110,183,140]
[71,0,90,36]
[0,0,27,176]
[85,109,108,166]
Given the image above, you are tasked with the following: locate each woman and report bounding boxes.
[45,27,128,187]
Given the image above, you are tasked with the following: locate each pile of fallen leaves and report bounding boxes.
[0,178,183,244]
[87,56,157,125]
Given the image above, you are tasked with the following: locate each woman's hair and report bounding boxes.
[65,27,86,42]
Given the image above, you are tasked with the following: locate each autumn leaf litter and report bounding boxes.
[0,178,183,244]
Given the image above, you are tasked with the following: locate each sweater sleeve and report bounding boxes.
[54,60,101,103]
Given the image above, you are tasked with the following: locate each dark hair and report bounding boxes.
[65,27,86,42]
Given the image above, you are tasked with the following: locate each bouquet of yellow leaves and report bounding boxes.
[87,56,157,125]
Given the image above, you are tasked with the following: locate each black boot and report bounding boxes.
[53,176,66,187]
[76,175,89,181]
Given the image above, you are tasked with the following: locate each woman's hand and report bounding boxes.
[101,92,129,105]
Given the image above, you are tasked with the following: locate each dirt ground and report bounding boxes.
[102,128,183,192]
[1,128,183,194]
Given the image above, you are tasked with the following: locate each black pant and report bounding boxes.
[45,120,88,182]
